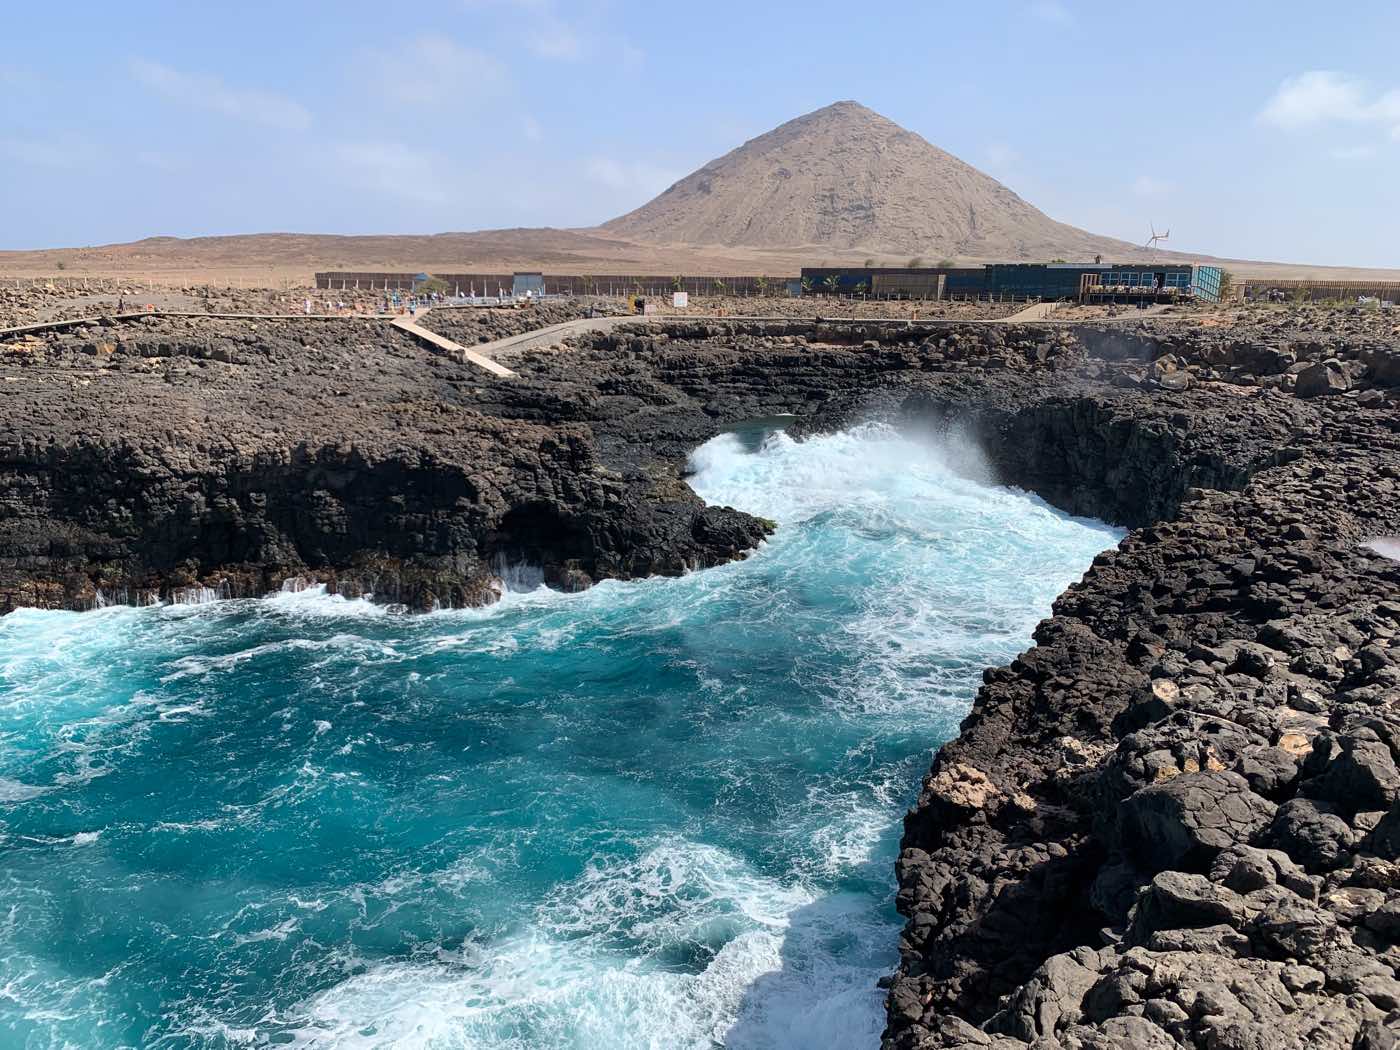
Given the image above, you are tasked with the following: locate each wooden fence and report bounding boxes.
[2,276,131,291]
[1239,278,1400,302]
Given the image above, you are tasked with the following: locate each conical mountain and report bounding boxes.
[603,101,1137,261]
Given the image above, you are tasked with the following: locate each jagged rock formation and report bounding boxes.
[876,328,1400,1050]
[603,101,1137,260]
[3,306,1400,1049]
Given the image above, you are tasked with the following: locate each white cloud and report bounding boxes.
[1259,70,1400,138]
[2,136,192,175]
[1260,71,1368,128]
[584,156,681,197]
[463,0,603,62]
[0,136,101,169]
[1132,175,1174,197]
[366,35,508,105]
[1029,1,1072,23]
[130,59,311,130]
[135,150,186,171]
[333,142,450,205]
[529,23,581,60]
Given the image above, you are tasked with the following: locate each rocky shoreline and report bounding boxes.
[2,308,1398,1047]
[883,377,1400,1049]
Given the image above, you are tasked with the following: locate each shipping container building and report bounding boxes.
[798,263,1224,303]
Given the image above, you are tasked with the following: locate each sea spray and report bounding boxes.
[0,423,1121,1049]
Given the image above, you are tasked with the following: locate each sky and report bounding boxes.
[3,0,1399,267]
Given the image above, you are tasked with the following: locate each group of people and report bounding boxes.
[377,289,449,316]
[293,295,428,317]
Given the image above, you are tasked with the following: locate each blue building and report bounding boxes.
[799,262,1225,303]
[1067,263,1223,302]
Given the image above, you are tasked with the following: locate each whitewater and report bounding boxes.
[0,422,1121,1049]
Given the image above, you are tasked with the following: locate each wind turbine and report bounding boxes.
[1145,224,1171,258]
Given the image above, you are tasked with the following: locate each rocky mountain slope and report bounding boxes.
[603,101,1139,260]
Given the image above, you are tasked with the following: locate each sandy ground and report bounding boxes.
[3,228,1397,287]
[0,283,396,328]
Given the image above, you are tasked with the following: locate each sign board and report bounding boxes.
[673,291,689,308]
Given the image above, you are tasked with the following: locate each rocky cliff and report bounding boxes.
[874,326,1400,1050]
[0,315,772,612]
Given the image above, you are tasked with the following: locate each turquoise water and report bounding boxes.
[0,423,1120,1050]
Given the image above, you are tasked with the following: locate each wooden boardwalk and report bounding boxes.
[1002,301,1059,322]
[390,311,517,378]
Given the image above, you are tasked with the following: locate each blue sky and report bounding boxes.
[3,0,1399,267]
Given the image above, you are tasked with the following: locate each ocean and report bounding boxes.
[0,422,1120,1049]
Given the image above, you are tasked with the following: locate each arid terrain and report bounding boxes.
[603,102,1138,259]
[3,103,1396,286]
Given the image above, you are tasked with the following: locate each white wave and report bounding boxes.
[152,818,225,834]
[170,585,226,606]
[160,634,400,683]
[689,422,1118,557]
[687,423,969,526]
[0,777,52,803]
[231,917,301,947]
[492,559,547,595]
[682,422,1120,732]
[255,585,391,619]
[270,839,890,1050]
[537,842,813,946]
[802,781,900,878]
